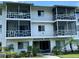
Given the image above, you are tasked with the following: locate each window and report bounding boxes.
[0,9,2,15]
[38,10,44,16]
[18,42,23,49]
[77,25,79,31]
[8,44,14,50]
[38,25,45,31]
[56,40,61,48]
[0,25,2,33]
[0,42,1,51]
[76,12,79,22]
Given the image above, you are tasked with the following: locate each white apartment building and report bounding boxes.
[0,1,78,53]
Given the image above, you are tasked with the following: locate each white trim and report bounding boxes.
[56,7,57,20]
[55,19,76,21]
[31,21,55,23]
[6,18,31,20]
[6,35,73,40]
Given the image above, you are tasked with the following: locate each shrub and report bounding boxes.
[5,52,17,58]
[63,50,79,54]
[32,46,39,56]
[27,46,40,57]
[3,47,10,51]
[52,46,63,55]
[0,47,2,51]
[19,51,28,57]
[27,51,32,57]
[27,46,33,57]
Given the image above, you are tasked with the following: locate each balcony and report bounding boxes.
[54,14,76,20]
[54,30,77,36]
[53,6,76,21]
[7,3,30,19]
[6,30,31,37]
[53,14,76,20]
[7,12,30,19]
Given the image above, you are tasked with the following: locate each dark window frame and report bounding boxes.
[0,9,2,15]
[38,25,45,31]
[38,10,44,16]
[0,25,2,33]
[18,42,23,49]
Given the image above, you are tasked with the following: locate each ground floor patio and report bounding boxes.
[5,38,79,53]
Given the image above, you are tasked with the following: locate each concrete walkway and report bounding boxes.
[43,55,60,58]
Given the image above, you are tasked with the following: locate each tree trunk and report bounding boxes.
[70,42,73,52]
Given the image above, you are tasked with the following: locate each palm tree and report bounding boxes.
[59,37,74,52]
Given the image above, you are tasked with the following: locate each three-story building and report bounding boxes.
[0,2,78,53]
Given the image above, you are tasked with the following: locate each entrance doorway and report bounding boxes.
[33,41,50,53]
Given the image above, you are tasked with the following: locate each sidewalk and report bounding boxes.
[43,55,60,58]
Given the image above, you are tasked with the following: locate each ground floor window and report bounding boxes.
[24,42,29,49]
[18,42,23,49]
[0,25,2,33]
[0,42,1,51]
[56,40,61,48]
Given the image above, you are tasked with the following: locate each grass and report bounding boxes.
[58,54,79,58]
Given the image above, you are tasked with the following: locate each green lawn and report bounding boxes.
[58,54,79,58]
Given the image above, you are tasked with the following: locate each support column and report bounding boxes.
[18,20,20,30]
[50,40,56,52]
[57,21,59,35]
[75,8,77,34]
[18,20,20,35]
[29,40,33,46]
[18,5,20,12]
[56,7,58,20]
[75,8,77,20]
[67,21,68,34]
[14,42,18,52]
[2,5,7,52]
[2,38,6,52]
[65,8,67,16]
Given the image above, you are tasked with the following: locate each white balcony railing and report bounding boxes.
[6,30,31,37]
[7,12,30,19]
[53,14,76,20]
[54,30,77,36]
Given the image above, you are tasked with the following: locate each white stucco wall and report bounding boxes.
[50,40,56,52]
[0,15,3,42]
[30,6,53,21]
[0,8,5,42]
[0,6,7,49]
[31,23,53,36]
[7,39,33,53]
